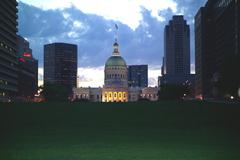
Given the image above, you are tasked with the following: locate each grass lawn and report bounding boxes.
[0,101,240,160]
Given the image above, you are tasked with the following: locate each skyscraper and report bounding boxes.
[160,15,193,85]
[128,65,148,88]
[17,35,38,99]
[44,43,77,92]
[0,0,18,101]
[195,0,240,99]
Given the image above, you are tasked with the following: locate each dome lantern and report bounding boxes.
[112,42,120,56]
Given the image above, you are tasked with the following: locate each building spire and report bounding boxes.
[113,24,120,56]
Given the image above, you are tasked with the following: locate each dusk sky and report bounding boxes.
[18,0,206,87]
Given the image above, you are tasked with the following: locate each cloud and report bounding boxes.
[77,67,104,87]
[191,64,195,74]
[148,65,161,87]
[18,2,168,67]
[20,0,178,30]
[38,68,44,86]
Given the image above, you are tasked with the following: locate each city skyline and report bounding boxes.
[17,0,204,87]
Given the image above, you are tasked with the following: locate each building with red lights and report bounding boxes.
[17,35,38,100]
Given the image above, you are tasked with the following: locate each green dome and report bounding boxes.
[105,56,127,66]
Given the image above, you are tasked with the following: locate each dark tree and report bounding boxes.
[41,83,69,102]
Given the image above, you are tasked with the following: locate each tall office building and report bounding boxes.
[195,0,240,99]
[164,15,190,76]
[17,35,38,99]
[128,65,148,87]
[0,0,18,101]
[44,43,77,92]
[160,16,193,85]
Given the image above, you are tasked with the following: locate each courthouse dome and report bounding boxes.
[105,56,126,67]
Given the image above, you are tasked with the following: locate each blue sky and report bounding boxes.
[18,0,206,87]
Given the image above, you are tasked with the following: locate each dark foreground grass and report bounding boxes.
[0,101,240,160]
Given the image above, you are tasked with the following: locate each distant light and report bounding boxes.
[196,95,203,101]
[230,96,234,100]
[184,94,186,97]
[238,88,240,98]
